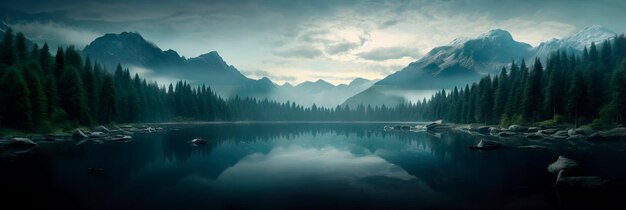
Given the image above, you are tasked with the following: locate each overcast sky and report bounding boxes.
[2,0,625,85]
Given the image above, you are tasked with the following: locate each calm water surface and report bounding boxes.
[2,123,625,210]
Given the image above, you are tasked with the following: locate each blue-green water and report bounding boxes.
[1,123,625,209]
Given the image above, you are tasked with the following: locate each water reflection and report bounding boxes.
[1,123,625,210]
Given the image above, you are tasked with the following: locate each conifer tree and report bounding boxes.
[59,66,90,125]
[1,28,15,66]
[0,67,32,130]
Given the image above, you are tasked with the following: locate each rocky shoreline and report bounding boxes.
[457,124,626,141]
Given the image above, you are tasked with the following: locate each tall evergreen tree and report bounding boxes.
[15,32,27,61]
[0,28,15,66]
[54,47,64,79]
[22,61,48,130]
[493,67,508,120]
[0,67,32,130]
[59,66,90,125]
[99,75,117,123]
[522,58,543,122]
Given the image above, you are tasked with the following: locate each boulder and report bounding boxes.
[190,138,207,146]
[556,170,608,189]
[538,128,559,135]
[489,127,501,135]
[547,156,580,174]
[498,131,518,137]
[528,127,540,133]
[476,126,491,134]
[508,125,528,132]
[588,127,626,140]
[469,139,502,150]
[551,130,569,139]
[8,137,38,147]
[72,128,89,139]
[93,125,110,133]
[568,128,598,136]
[89,132,106,137]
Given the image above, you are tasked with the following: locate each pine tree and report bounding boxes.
[59,66,90,125]
[22,61,48,130]
[99,75,117,123]
[54,47,64,79]
[566,69,588,128]
[40,43,52,76]
[522,58,543,122]
[611,59,626,124]
[15,32,27,61]
[1,28,15,66]
[0,67,32,130]
[493,67,508,121]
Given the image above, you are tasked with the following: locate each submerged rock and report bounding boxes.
[547,156,580,174]
[527,127,540,133]
[470,139,502,150]
[8,137,38,147]
[556,170,608,189]
[568,128,597,136]
[105,135,132,142]
[517,145,546,150]
[489,127,500,135]
[190,138,207,146]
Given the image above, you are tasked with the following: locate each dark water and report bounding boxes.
[2,123,625,210]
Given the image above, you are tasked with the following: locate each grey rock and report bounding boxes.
[8,137,38,147]
[73,128,89,139]
[518,145,546,150]
[470,139,502,150]
[489,127,501,135]
[568,127,598,136]
[508,125,528,132]
[556,170,608,189]
[547,156,580,174]
[526,133,544,139]
[566,134,587,141]
[538,128,559,135]
[498,131,518,137]
[93,125,110,133]
[588,127,626,140]
[528,127,540,133]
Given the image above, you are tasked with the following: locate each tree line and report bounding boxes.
[1,27,624,133]
[0,28,426,132]
[418,35,626,128]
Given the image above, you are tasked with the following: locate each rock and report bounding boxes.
[489,127,500,135]
[525,133,544,139]
[588,127,626,140]
[538,128,559,135]
[547,156,580,174]
[93,125,110,133]
[8,137,38,147]
[72,128,89,139]
[469,139,502,150]
[568,128,597,136]
[566,134,587,141]
[556,170,608,189]
[508,125,528,132]
[89,132,106,137]
[528,127,540,133]
[475,126,491,134]
[498,131,518,137]
[518,145,546,150]
[105,135,132,142]
[190,138,207,146]
[426,123,451,132]
[551,130,569,139]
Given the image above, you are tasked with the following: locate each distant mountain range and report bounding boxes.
[80,26,617,108]
[342,25,618,107]
[82,32,375,107]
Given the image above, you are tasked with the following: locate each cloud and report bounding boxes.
[9,21,100,48]
[273,46,323,59]
[357,47,421,61]
[325,42,360,55]
[378,19,399,29]
[242,69,297,82]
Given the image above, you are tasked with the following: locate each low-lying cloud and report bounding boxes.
[357,47,421,61]
[273,46,323,59]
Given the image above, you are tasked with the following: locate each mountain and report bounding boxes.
[343,29,534,107]
[343,26,618,108]
[262,78,378,108]
[535,25,617,58]
[83,32,251,85]
[82,32,376,107]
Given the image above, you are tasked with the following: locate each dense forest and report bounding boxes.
[1,27,625,133]
[420,35,626,128]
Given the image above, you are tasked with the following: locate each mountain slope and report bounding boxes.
[343,29,534,107]
[343,26,618,108]
[83,32,250,85]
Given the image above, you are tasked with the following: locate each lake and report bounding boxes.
[1,122,625,210]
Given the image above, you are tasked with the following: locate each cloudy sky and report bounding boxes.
[2,0,625,85]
